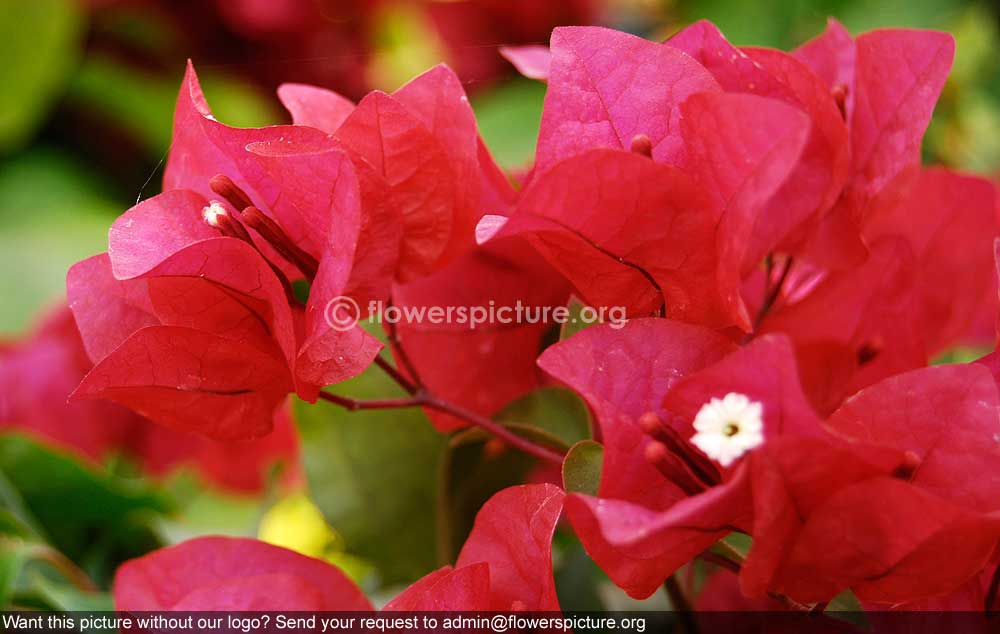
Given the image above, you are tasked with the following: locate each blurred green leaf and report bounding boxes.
[0,149,119,335]
[28,574,113,612]
[932,345,991,365]
[0,433,170,586]
[553,532,607,611]
[0,538,28,606]
[0,0,83,152]
[473,78,545,169]
[294,367,445,586]
[437,387,585,562]
[495,387,592,447]
[436,426,536,563]
[562,440,603,496]
[67,55,282,158]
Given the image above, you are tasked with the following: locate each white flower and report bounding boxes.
[690,392,764,467]
[201,200,228,227]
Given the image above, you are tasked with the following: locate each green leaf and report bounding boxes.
[0,433,171,586]
[0,0,83,152]
[562,440,603,496]
[294,368,445,586]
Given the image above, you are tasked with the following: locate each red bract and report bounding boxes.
[760,239,926,414]
[539,319,735,511]
[535,26,719,172]
[500,45,551,81]
[754,365,1000,604]
[542,318,911,601]
[539,319,739,597]
[668,20,850,270]
[281,64,514,280]
[386,484,565,611]
[68,64,385,440]
[113,536,373,611]
[393,236,570,431]
[793,23,956,266]
[1,307,137,461]
[489,149,741,325]
[1,305,298,494]
[662,335,825,441]
[863,168,999,354]
[496,28,827,329]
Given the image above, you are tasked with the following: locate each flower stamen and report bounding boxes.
[639,411,722,492]
[241,206,319,280]
[209,174,255,211]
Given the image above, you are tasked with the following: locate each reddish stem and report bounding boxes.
[420,394,565,465]
[373,355,417,395]
[382,308,423,387]
[317,390,565,466]
[663,574,698,633]
[317,392,424,411]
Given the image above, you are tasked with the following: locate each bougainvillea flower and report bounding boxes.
[541,319,908,600]
[759,238,926,415]
[755,365,1000,604]
[539,319,738,596]
[863,167,999,355]
[114,536,373,611]
[392,236,570,431]
[67,65,390,439]
[385,484,565,611]
[1,305,299,494]
[493,34,816,328]
[280,64,516,279]
[668,20,850,270]
[539,319,736,512]
[69,229,297,440]
[792,24,955,267]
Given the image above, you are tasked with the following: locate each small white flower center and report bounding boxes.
[690,392,764,467]
[202,200,228,227]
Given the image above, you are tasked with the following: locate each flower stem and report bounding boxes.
[317,392,424,411]
[663,574,698,633]
[317,390,565,466]
[373,355,418,395]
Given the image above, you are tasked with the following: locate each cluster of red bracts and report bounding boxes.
[4,15,1000,614]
